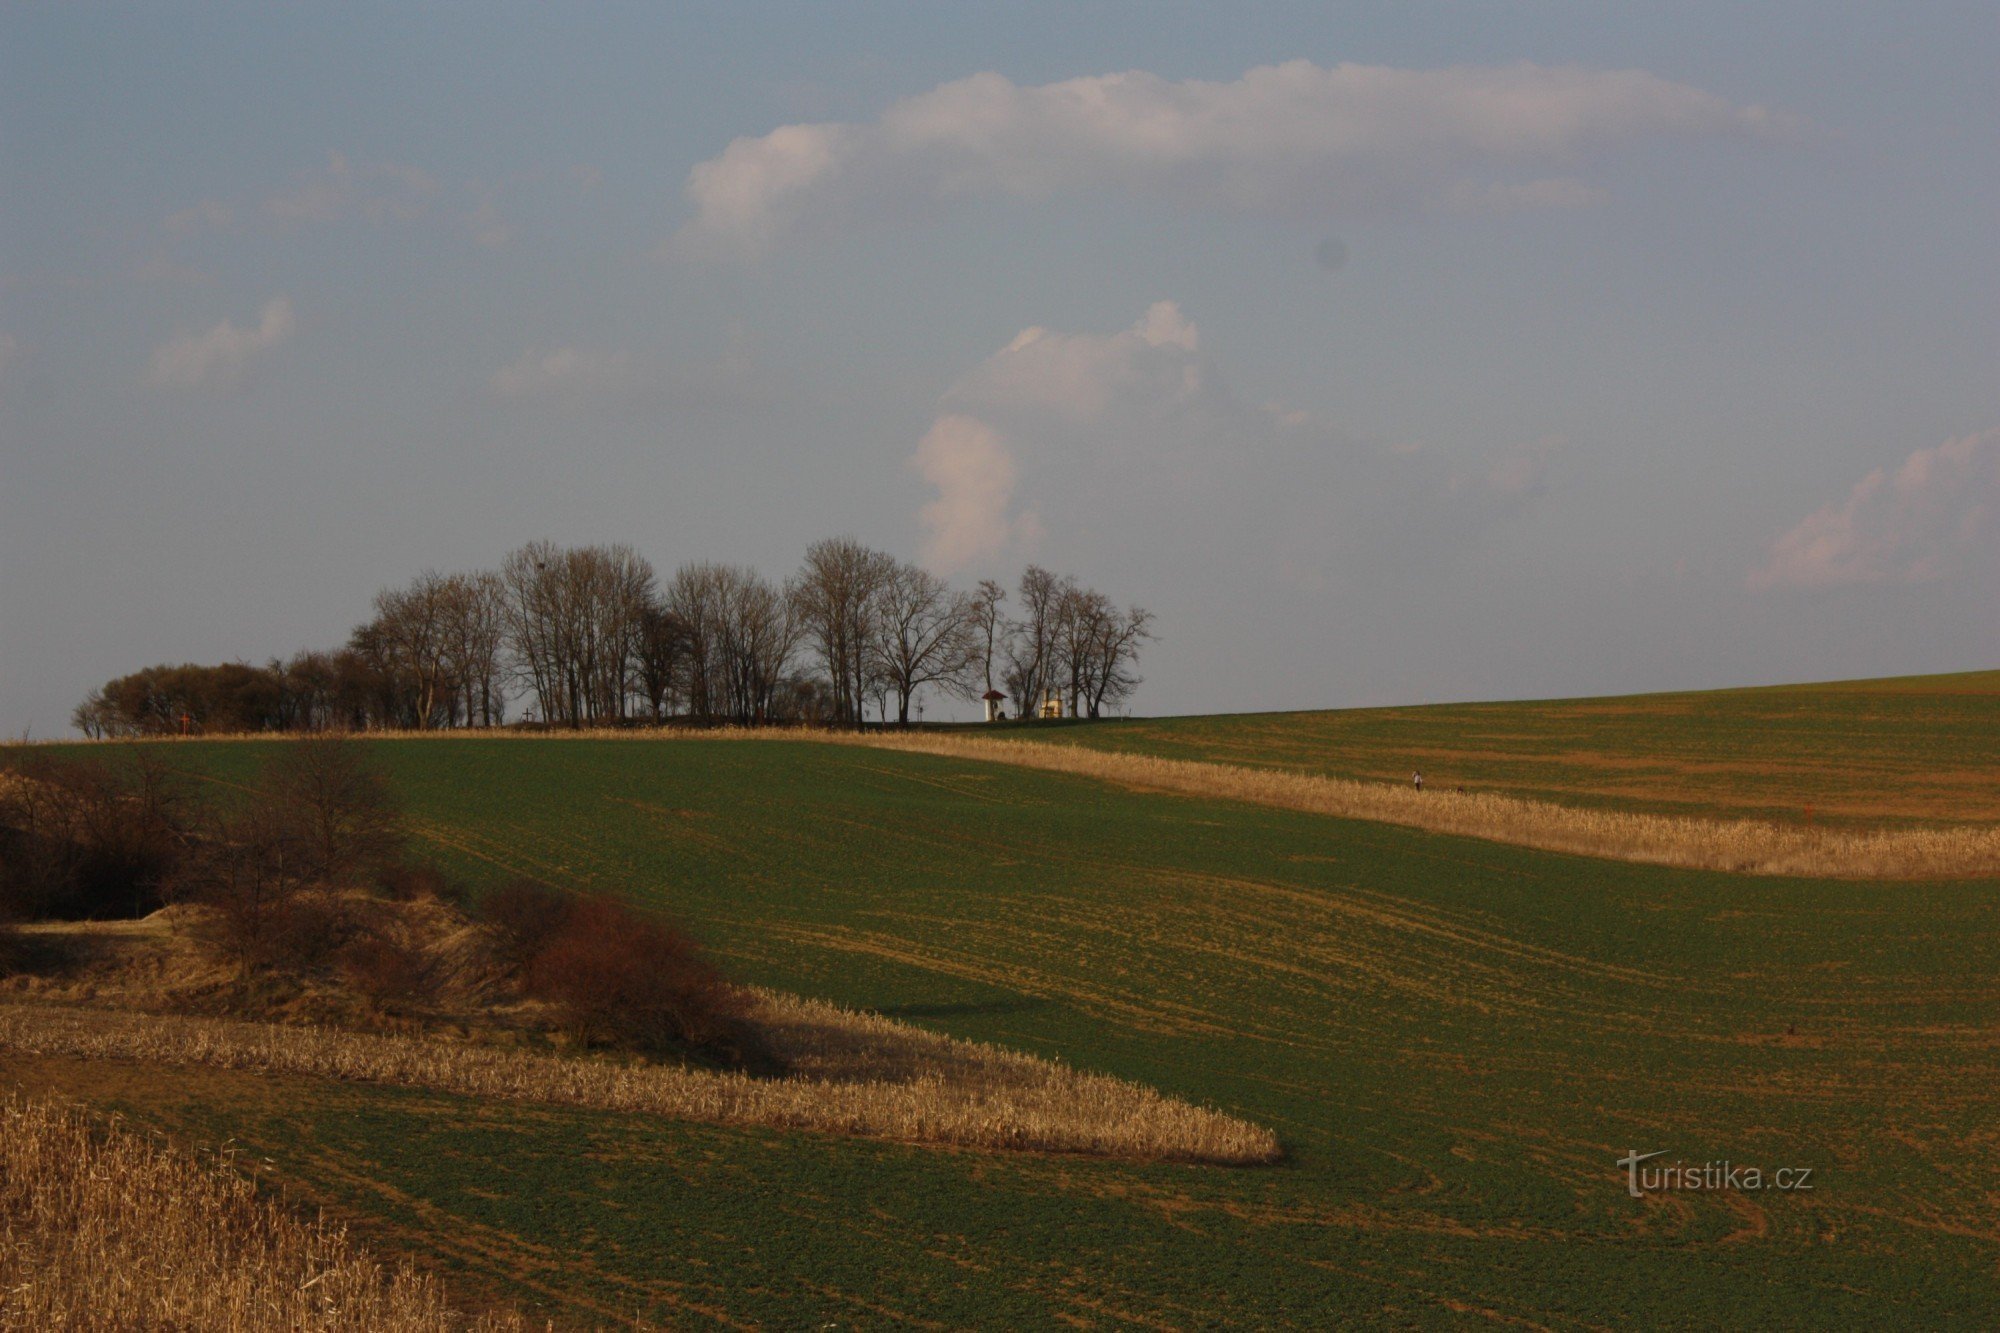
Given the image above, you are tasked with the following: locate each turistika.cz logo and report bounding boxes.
[1618,1150,1815,1198]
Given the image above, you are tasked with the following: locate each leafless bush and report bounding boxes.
[479,877,573,967]
[259,732,402,884]
[0,749,192,921]
[375,859,464,905]
[524,895,770,1069]
[338,931,434,1010]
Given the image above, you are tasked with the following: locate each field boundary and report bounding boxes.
[838,733,2000,879]
[0,998,1279,1166]
[18,724,1999,878]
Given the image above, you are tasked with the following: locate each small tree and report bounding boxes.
[259,734,400,885]
[176,798,314,982]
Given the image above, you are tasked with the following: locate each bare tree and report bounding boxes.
[259,733,401,885]
[177,797,312,982]
[500,542,656,726]
[872,561,976,726]
[1004,565,1069,719]
[665,562,730,724]
[717,568,796,724]
[367,572,455,728]
[635,601,689,723]
[791,538,895,728]
[1079,604,1155,718]
[967,579,1007,699]
[441,571,508,727]
[1054,584,1139,718]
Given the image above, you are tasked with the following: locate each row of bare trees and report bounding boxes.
[76,540,1154,734]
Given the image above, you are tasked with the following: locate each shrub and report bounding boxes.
[479,877,575,967]
[172,799,325,981]
[523,895,772,1069]
[0,750,191,921]
[259,734,401,885]
[338,931,433,1009]
[374,860,463,905]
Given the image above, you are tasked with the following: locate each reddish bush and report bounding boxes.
[480,878,574,966]
[523,895,767,1067]
[338,933,432,1009]
[373,861,462,905]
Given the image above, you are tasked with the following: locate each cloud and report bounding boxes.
[911,414,1041,570]
[163,199,234,235]
[144,297,295,391]
[676,60,1786,256]
[1748,428,2000,589]
[1461,434,1568,498]
[944,300,1222,432]
[908,302,1225,570]
[910,300,1567,591]
[265,151,439,224]
[489,346,638,398]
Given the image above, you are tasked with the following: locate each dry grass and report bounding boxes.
[34,725,1996,877]
[0,997,1279,1166]
[841,733,2000,880]
[0,1092,528,1331]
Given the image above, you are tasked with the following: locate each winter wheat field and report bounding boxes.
[6,671,2000,1328]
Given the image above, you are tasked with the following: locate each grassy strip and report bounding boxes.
[0,1092,526,1331]
[842,733,2000,879]
[0,997,1279,1166]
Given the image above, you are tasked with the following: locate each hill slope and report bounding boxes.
[6,733,1996,1326]
[1002,670,2000,826]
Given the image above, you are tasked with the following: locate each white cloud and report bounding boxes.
[265,151,439,224]
[676,122,860,257]
[946,301,1222,432]
[677,61,1785,256]
[489,346,638,398]
[144,297,295,391]
[911,300,1567,589]
[911,414,1041,571]
[1749,428,2000,589]
[910,301,1276,572]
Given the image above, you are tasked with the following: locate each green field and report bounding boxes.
[8,716,2000,1326]
[995,670,2000,827]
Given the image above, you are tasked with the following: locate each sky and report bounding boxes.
[2,2,1996,734]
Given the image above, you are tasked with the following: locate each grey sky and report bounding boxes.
[3,3,1996,734]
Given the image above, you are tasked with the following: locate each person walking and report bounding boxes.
[1413,771,1424,793]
